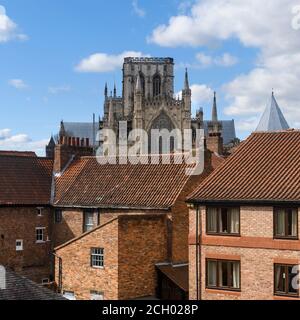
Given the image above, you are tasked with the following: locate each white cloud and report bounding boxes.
[149,0,300,132]
[0,5,28,43]
[8,79,28,90]
[177,83,213,106]
[0,128,47,156]
[132,0,146,18]
[196,52,238,68]
[75,51,149,73]
[48,85,71,94]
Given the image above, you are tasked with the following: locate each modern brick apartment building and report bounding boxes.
[188,130,300,300]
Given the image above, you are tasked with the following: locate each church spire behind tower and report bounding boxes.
[212,91,218,122]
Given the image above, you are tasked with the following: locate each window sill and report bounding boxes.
[274,294,299,300]
[206,233,241,237]
[36,241,45,244]
[92,266,104,270]
[273,236,299,241]
[205,288,241,296]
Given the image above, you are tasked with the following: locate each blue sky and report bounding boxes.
[0,0,299,155]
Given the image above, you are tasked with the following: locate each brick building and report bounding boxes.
[51,140,223,299]
[0,154,54,283]
[187,130,300,300]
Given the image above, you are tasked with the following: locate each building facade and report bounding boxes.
[188,130,300,300]
[46,57,237,157]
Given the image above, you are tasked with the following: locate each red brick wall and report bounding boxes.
[55,214,168,300]
[118,215,168,299]
[0,206,52,283]
[55,218,119,300]
[189,206,300,300]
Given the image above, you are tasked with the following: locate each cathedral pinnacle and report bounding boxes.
[184,68,190,90]
[212,91,218,122]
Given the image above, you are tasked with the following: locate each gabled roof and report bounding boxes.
[256,93,290,132]
[0,155,53,205]
[188,131,300,204]
[54,154,223,209]
[0,269,65,300]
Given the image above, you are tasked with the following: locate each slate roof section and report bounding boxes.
[63,122,98,147]
[188,131,300,204]
[0,155,53,205]
[256,93,290,132]
[203,120,236,145]
[54,154,224,209]
[63,120,236,147]
[0,269,65,300]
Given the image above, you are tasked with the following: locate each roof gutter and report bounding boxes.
[186,199,300,206]
[52,204,171,211]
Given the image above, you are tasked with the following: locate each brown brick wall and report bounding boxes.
[189,206,300,300]
[118,215,168,299]
[55,218,119,300]
[55,214,168,300]
[0,206,52,283]
[172,169,212,265]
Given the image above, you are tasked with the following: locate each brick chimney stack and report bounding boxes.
[53,121,94,173]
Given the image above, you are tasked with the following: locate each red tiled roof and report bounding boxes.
[188,131,300,204]
[0,155,53,205]
[54,155,195,209]
[0,151,37,157]
[54,153,223,209]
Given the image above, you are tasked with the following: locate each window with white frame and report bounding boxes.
[36,227,45,243]
[42,278,50,285]
[16,240,23,251]
[91,248,104,268]
[90,290,104,300]
[84,211,94,232]
[63,291,76,300]
[37,207,43,216]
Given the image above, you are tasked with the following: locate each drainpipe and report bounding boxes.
[53,253,63,293]
[195,205,201,300]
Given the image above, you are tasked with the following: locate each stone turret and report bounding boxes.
[133,73,143,130]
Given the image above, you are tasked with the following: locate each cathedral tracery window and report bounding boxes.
[153,74,161,97]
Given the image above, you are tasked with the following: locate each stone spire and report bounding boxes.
[59,120,66,138]
[184,68,190,90]
[104,82,108,98]
[256,92,290,132]
[212,91,218,122]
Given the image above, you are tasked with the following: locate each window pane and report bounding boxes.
[232,262,240,289]
[275,265,286,293]
[276,210,285,236]
[207,261,217,287]
[291,210,298,237]
[220,209,228,233]
[207,208,217,233]
[230,208,240,234]
[288,266,298,294]
[218,261,229,287]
